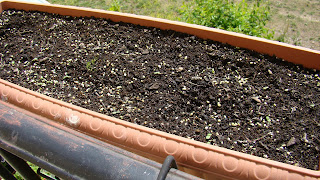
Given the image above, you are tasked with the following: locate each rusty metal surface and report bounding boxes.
[0,101,200,180]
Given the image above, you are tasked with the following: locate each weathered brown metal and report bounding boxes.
[0,101,200,180]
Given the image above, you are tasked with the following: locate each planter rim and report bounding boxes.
[0,1,320,179]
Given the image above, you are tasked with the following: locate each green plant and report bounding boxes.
[179,0,274,39]
[108,0,121,11]
[86,58,96,71]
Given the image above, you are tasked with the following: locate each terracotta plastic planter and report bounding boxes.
[0,1,320,179]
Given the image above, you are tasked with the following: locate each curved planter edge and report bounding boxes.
[0,1,320,179]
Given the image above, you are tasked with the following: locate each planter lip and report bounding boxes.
[1,1,320,179]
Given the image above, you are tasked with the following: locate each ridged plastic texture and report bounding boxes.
[1,1,320,179]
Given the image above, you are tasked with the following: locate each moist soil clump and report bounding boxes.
[0,9,320,170]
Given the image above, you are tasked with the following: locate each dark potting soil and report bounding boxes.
[0,9,320,170]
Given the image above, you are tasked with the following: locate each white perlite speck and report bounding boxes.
[66,114,80,127]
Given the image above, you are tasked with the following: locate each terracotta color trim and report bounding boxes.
[0,1,320,179]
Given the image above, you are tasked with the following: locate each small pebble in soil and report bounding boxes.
[149,83,160,90]
[195,129,201,134]
[141,49,149,55]
[176,67,184,72]
[287,137,297,147]
[251,96,262,103]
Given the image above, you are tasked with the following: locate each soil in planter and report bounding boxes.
[0,9,320,170]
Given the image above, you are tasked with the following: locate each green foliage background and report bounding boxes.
[180,0,274,39]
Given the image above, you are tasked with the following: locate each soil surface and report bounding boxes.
[0,10,320,170]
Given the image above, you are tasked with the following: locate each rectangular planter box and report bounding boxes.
[0,0,320,179]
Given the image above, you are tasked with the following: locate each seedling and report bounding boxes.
[86,58,96,71]
[206,133,212,140]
